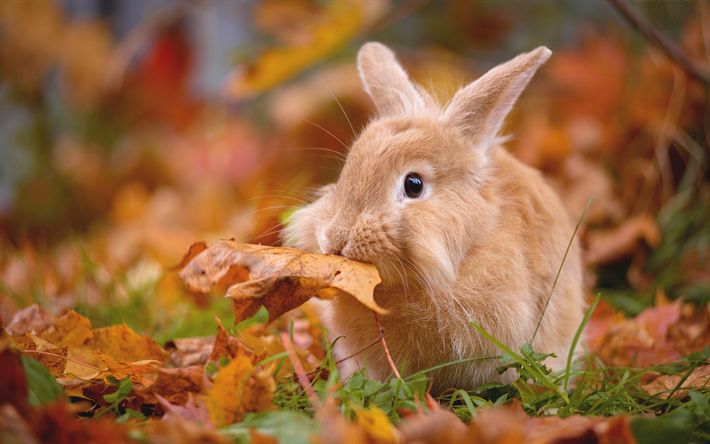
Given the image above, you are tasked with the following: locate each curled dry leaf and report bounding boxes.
[178,240,383,323]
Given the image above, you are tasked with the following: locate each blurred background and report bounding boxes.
[1,0,708,340]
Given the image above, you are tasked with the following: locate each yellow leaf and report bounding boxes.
[88,324,167,363]
[178,240,383,323]
[225,0,387,99]
[39,309,93,349]
[205,352,254,427]
[354,406,399,444]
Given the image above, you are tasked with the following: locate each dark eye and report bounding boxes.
[404,173,423,198]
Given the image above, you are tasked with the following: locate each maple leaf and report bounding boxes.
[178,240,383,323]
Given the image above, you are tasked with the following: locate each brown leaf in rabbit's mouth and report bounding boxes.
[177,240,384,323]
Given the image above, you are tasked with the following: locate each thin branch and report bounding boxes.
[606,0,710,84]
[373,312,402,379]
[281,332,321,410]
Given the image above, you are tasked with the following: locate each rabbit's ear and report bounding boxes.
[444,46,551,150]
[357,42,425,115]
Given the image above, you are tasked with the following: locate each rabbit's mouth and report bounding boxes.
[362,254,420,294]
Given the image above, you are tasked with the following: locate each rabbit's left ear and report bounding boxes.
[444,46,551,150]
[357,42,425,116]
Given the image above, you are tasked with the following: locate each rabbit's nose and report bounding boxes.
[319,224,347,255]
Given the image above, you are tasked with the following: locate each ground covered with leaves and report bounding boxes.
[1,1,709,443]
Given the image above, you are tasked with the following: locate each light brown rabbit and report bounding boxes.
[283,42,584,393]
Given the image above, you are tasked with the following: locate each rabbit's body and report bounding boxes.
[284,43,584,392]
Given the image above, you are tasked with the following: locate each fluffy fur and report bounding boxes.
[282,42,584,393]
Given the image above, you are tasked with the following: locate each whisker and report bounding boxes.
[246,204,300,216]
[304,119,349,150]
[315,71,357,138]
[233,195,309,206]
[290,146,348,161]
[252,222,287,241]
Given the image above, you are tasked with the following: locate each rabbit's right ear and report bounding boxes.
[357,42,425,116]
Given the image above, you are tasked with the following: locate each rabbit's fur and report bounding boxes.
[283,42,584,392]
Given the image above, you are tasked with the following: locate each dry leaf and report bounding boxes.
[178,240,383,323]
[467,400,635,444]
[158,393,212,425]
[204,347,275,427]
[0,405,40,444]
[318,398,369,444]
[165,336,214,367]
[88,324,166,363]
[354,406,400,444]
[585,214,660,265]
[642,365,710,399]
[209,318,259,362]
[591,300,683,367]
[398,408,469,444]
[139,366,205,406]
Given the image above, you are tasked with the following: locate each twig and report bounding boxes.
[280,332,321,410]
[373,312,402,379]
[305,329,385,378]
[606,0,710,84]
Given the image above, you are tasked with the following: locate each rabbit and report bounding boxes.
[282,42,584,393]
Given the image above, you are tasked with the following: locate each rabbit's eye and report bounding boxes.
[404,173,423,198]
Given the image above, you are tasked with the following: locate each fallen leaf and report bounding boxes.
[0,405,40,444]
[178,240,383,323]
[205,347,275,427]
[209,318,258,362]
[157,392,212,425]
[585,214,660,265]
[143,412,231,444]
[398,407,469,444]
[641,365,710,399]
[88,324,166,363]
[467,400,636,444]
[32,402,132,444]
[4,305,55,336]
[354,406,400,444]
[138,365,205,406]
[165,335,214,367]
[0,349,29,411]
[318,397,368,444]
[668,303,710,356]
[592,300,683,367]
